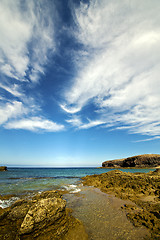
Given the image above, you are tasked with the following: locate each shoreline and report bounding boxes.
[0,168,160,239]
[82,169,160,239]
[98,167,157,169]
[0,189,88,240]
[0,189,151,240]
[64,185,151,240]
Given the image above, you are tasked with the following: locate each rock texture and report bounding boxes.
[82,169,160,239]
[102,154,160,168]
[0,166,7,171]
[0,190,88,240]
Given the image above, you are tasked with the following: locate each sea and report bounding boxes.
[0,167,155,209]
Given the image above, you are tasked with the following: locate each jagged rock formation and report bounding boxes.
[0,166,7,171]
[0,190,88,240]
[102,154,160,168]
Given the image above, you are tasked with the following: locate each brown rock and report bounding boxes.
[8,200,32,221]
[0,166,7,171]
[82,169,160,239]
[19,197,66,235]
[0,190,88,240]
[102,154,160,168]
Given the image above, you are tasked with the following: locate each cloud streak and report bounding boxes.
[0,0,54,82]
[0,101,26,125]
[62,0,160,138]
[0,0,64,132]
[5,117,65,132]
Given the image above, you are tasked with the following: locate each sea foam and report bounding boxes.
[0,197,19,209]
[64,184,81,193]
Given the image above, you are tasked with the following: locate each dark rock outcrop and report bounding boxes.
[102,154,160,168]
[0,166,7,171]
[0,190,88,240]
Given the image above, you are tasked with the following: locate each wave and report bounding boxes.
[8,176,80,180]
[0,184,82,209]
[0,197,19,209]
[63,184,81,193]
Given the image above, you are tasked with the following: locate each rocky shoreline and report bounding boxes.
[82,169,160,239]
[1,168,160,239]
[0,190,88,240]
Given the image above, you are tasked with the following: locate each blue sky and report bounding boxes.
[0,0,160,167]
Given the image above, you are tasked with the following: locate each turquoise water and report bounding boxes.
[0,167,154,197]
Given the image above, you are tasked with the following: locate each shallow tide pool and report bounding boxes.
[64,186,151,240]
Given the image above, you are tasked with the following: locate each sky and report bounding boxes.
[0,0,160,167]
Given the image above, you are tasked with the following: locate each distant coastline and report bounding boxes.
[101,154,160,168]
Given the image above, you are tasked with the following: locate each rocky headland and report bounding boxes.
[0,166,7,171]
[102,154,160,168]
[0,190,88,240]
[82,169,160,239]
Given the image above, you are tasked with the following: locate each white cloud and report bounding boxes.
[79,119,106,130]
[5,117,65,132]
[0,0,30,80]
[66,115,106,129]
[66,116,82,127]
[62,0,160,138]
[134,136,160,142]
[0,83,22,97]
[0,98,65,132]
[0,101,27,125]
[0,0,54,82]
[0,0,65,133]
[60,104,81,114]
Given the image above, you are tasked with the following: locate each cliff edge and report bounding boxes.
[102,154,160,168]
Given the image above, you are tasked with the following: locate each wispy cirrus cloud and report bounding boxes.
[134,136,160,142]
[0,0,64,132]
[62,0,160,139]
[0,0,54,82]
[66,115,106,129]
[0,83,22,97]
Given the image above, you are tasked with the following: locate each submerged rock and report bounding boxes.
[0,190,88,240]
[102,154,160,168]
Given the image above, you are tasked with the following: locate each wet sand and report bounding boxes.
[64,186,151,240]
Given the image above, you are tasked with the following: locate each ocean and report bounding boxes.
[0,167,154,208]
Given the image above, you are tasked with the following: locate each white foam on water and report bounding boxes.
[0,197,19,209]
[63,184,81,193]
